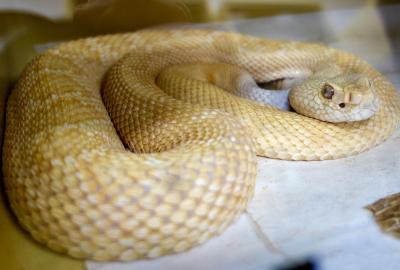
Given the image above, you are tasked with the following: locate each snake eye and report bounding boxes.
[339,103,346,108]
[322,84,335,99]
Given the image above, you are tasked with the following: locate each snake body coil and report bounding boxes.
[3,30,400,260]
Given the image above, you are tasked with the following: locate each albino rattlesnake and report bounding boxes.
[3,30,400,261]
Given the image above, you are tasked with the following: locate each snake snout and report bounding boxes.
[342,79,380,120]
[333,77,376,106]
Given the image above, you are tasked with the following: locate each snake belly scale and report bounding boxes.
[3,30,400,260]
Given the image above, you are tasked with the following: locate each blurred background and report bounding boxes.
[1,1,400,270]
[0,0,398,113]
[0,0,399,91]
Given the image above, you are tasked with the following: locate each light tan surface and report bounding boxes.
[2,29,400,262]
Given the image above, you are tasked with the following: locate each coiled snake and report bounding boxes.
[3,30,400,261]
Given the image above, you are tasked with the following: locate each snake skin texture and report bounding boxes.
[3,29,400,261]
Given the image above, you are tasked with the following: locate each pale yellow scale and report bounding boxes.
[2,30,400,261]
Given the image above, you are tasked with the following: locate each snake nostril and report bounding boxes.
[339,103,346,108]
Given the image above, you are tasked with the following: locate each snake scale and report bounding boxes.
[3,30,400,261]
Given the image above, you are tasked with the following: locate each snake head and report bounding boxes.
[290,74,379,123]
